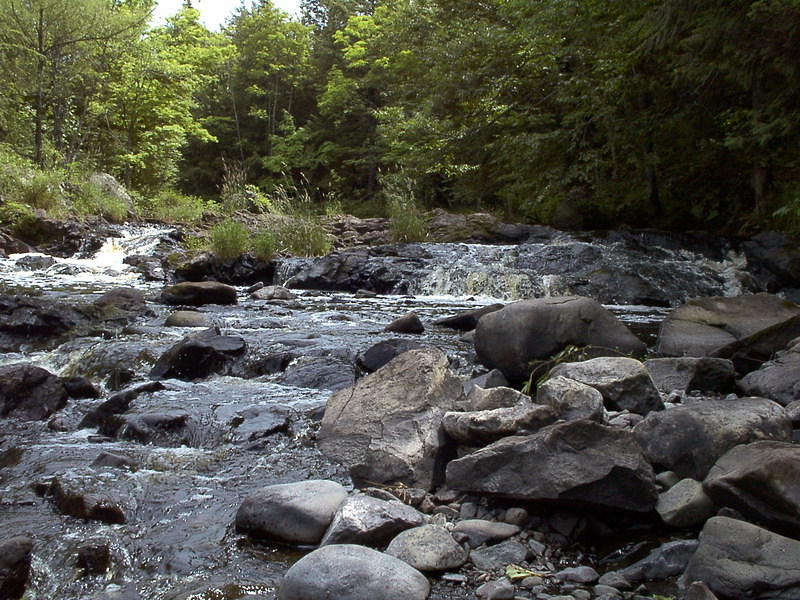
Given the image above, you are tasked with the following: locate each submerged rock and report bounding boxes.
[319,347,463,490]
[446,420,657,512]
[474,296,646,383]
[279,544,430,600]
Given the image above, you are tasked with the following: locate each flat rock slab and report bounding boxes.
[320,494,424,547]
[279,544,430,600]
[385,524,467,571]
[657,294,800,357]
[446,420,657,513]
[683,516,800,599]
[235,480,347,545]
[452,520,520,549]
[633,397,791,480]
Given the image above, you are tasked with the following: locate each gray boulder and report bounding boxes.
[0,363,68,420]
[467,386,530,411]
[469,539,528,571]
[535,375,605,422]
[279,544,430,600]
[683,516,800,599]
[703,440,800,537]
[159,281,238,306]
[452,520,520,549]
[738,340,800,405]
[385,524,467,571]
[251,285,297,301]
[446,420,657,513]
[276,356,357,391]
[320,494,425,547]
[644,357,735,394]
[657,294,800,357]
[474,296,646,383]
[319,347,463,490]
[633,397,791,480]
[442,402,557,445]
[384,311,424,334]
[711,314,800,373]
[356,339,422,373]
[656,478,715,528]
[549,357,663,415]
[235,480,347,544]
[149,327,246,381]
[164,310,213,328]
[614,539,699,585]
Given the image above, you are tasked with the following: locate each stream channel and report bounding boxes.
[0,225,754,600]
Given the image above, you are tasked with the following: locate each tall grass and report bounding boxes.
[383,172,427,242]
[210,219,249,261]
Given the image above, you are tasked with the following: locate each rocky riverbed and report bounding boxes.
[1,217,800,600]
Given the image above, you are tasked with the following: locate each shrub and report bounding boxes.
[277,216,331,257]
[18,169,66,212]
[0,200,36,230]
[210,218,249,261]
[220,159,250,212]
[144,190,208,224]
[72,181,128,223]
[252,230,278,262]
[384,173,427,242]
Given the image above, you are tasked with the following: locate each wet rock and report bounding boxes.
[467,386,530,411]
[475,296,646,383]
[76,539,111,576]
[62,376,101,399]
[0,536,32,600]
[476,578,516,600]
[235,480,347,544]
[150,327,246,381]
[123,254,164,281]
[644,357,736,394]
[319,347,463,490]
[93,287,149,321]
[447,420,656,513]
[633,397,791,480]
[742,230,800,293]
[469,539,528,571]
[738,339,800,406]
[535,375,605,422]
[173,251,273,286]
[442,402,558,445]
[452,519,520,549]
[108,410,192,446]
[385,525,467,571]
[0,294,85,351]
[356,339,422,373]
[227,405,291,442]
[656,478,715,528]
[384,311,424,334]
[159,281,238,306]
[66,341,160,390]
[549,357,663,415]
[615,539,699,585]
[683,516,800,599]
[434,304,505,331]
[320,494,424,546]
[555,566,599,584]
[657,294,800,357]
[78,381,164,429]
[164,310,213,328]
[251,285,297,301]
[91,451,137,470]
[14,254,56,270]
[47,477,127,524]
[703,440,800,537]
[0,363,68,420]
[278,544,430,600]
[276,356,356,391]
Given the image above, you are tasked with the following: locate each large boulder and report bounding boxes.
[657,294,800,357]
[159,281,238,306]
[445,420,657,513]
[320,494,424,547]
[548,357,663,415]
[318,347,463,490]
[278,544,430,600]
[703,440,800,537]
[738,339,800,406]
[474,296,646,383]
[0,364,68,420]
[683,516,800,600]
[235,480,347,545]
[149,327,246,381]
[433,303,504,331]
[633,398,791,480]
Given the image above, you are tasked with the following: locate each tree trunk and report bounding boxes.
[34,7,45,167]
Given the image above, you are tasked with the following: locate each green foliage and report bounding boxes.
[142,190,209,224]
[72,181,128,223]
[220,159,250,211]
[252,229,278,261]
[210,218,249,261]
[0,200,36,231]
[274,215,332,257]
[383,172,427,242]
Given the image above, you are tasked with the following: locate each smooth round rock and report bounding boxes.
[385,524,467,571]
[279,544,430,600]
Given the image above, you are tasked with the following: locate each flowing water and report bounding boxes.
[0,225,756,599]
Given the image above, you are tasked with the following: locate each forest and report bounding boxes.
[1,0,800,235]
